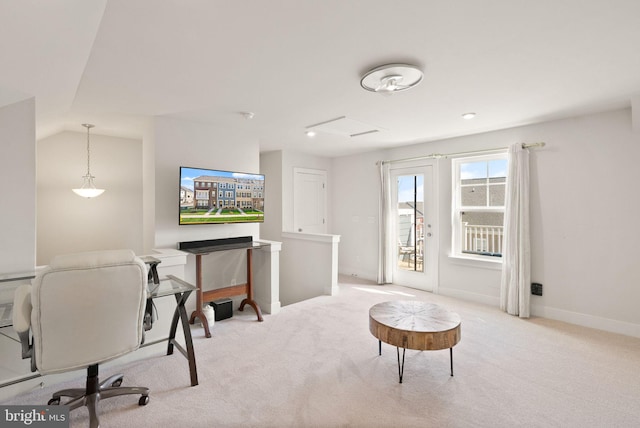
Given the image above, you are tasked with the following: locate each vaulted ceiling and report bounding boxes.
[2,1,639,157]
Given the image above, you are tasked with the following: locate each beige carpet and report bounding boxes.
[3,276,640,427]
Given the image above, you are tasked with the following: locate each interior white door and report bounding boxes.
[391,163,437,291]
[293,167,327,234]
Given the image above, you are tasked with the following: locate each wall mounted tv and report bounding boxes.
[179,166,265,225]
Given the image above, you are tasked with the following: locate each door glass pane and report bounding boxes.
[396,174,424,272]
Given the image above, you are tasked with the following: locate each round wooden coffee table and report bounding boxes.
[369,300,461,383]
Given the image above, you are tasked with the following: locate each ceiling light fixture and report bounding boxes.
[72,124,105,198]
[305,130,316,137]
[462,112,476,120]
[360,63,423,94]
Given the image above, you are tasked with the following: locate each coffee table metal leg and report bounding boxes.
[378,340,381,356]
[450,347,453,376]
[396,347,406,384]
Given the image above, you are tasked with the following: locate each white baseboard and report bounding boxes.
[337,267,377,283]
[257,299,281,315]
[438,287,500,307]
[438,287,640,339]
[531,303,640,339]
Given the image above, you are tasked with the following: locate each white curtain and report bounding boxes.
[500,143,531,317]
[377,161,393,284]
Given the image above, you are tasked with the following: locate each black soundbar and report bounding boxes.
[179,236,253,252]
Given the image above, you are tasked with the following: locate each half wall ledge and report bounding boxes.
[280,232,341,305]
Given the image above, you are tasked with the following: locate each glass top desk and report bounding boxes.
[0,274,198,390]
[0,272,36,328]
[145,274,198,387]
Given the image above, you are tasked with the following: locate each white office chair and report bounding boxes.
[13,249,150,428]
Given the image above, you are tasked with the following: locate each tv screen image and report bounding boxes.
[179,166,265,225]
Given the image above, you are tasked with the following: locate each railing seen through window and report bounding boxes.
[453,154,507,259]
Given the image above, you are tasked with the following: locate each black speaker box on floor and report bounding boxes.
[211,299,233,321]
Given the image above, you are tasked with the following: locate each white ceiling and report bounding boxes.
[2,1,640,157]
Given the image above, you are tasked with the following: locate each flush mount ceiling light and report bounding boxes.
[360,63,423,94]
[72,124,105,198]
[462,112,476,120]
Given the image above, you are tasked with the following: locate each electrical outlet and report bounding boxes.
[230,278,236,286]
[531,282,543,296]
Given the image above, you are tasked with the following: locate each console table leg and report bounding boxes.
[191,254,212,337]
[189,309,211,338]
[239,298,264,322]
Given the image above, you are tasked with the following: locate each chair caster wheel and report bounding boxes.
[48,398,60,405]
[139,395,149,406]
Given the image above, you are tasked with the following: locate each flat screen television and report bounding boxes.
[179,166,265,225]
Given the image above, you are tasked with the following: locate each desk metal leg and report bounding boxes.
[168,290,198,386]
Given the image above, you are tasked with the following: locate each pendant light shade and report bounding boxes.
[72,124,105,198]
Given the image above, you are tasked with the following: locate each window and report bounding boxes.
[452,153,507,260]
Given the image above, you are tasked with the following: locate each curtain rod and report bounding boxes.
[380,142,546,165]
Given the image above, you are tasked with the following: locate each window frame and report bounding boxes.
[451,152,508,264]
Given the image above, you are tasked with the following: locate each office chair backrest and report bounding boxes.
[31,249,147,374]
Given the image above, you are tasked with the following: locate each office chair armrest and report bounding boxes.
[12,283,33,359]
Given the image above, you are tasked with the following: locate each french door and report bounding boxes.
[390,163,437,291]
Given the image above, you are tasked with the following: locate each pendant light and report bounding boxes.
[72,124,105,198]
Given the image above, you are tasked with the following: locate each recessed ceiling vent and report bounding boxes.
[305,116,381,138]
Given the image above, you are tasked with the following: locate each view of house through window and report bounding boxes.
[452,154,508,259]
[397,174,424,272]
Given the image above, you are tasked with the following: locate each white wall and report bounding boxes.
[260,149,333,235]
[260,149,339,306]
[332,108,640,337]
[151,116,261,287]
[142,119,156,253]
[332,149,386,280]
[36,131,143,265]
[0,98,35,273]
[279,233,339,305]
[259,150,283,241]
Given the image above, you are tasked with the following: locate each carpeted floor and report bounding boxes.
[3,276,640,427]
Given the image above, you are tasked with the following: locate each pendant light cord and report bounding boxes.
[82,124,95,177]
